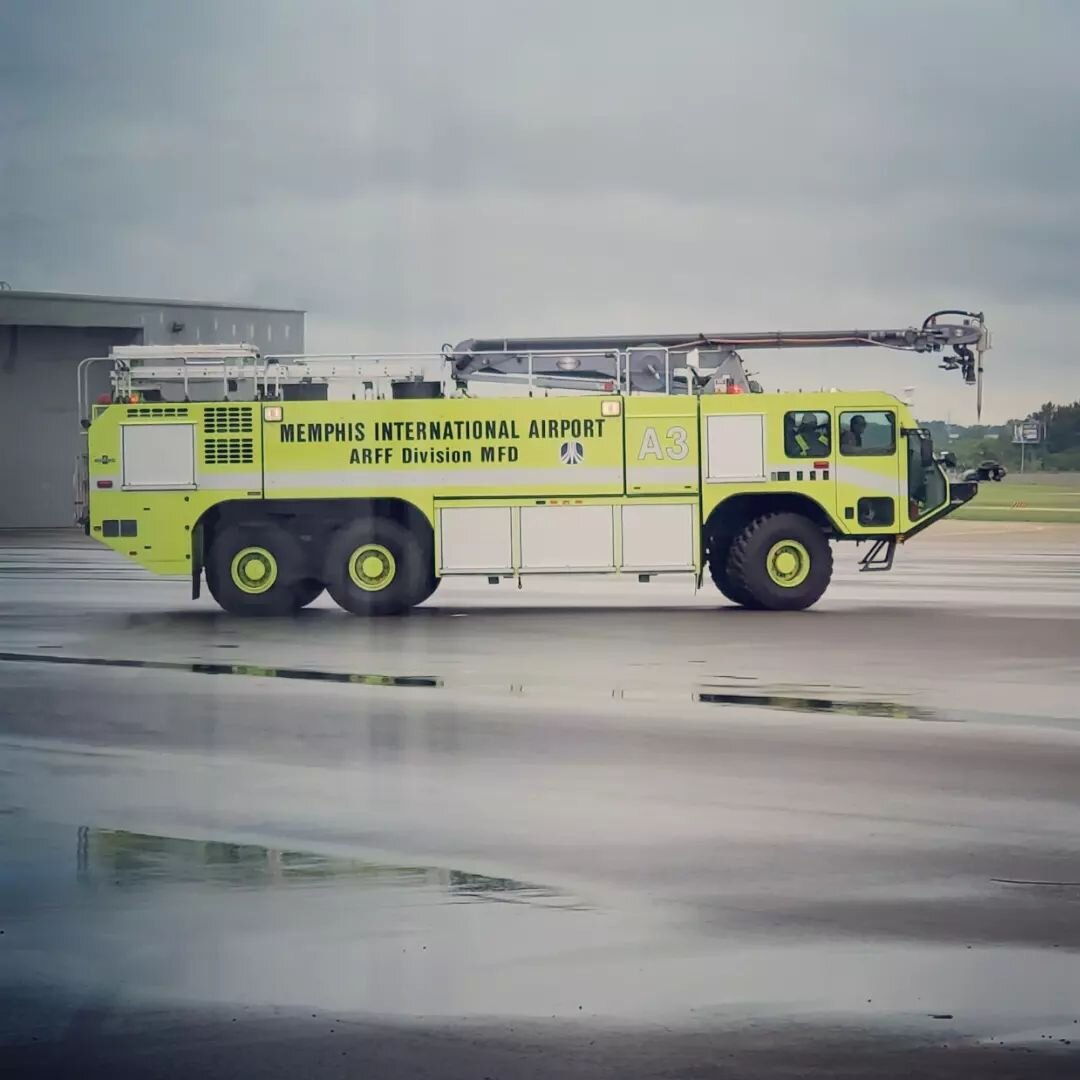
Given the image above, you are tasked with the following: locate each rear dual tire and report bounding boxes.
[292,578,325,609]
[323,518,438,616]
[206,523,313,616]
[206,517,438,617]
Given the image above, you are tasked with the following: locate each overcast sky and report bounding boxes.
[3,0,1078,421]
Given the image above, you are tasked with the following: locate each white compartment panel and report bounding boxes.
[621,503,694,569]
[520,505,614,569]
[121,424,196,489]
[705,414,766,482]
[439,506,512,572]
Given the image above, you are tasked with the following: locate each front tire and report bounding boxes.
[323,517,433,616]
[724,512,832,611]
[206,523,304,616]
[707,533,761,609]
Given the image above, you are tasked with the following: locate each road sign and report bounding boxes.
[1013,421,1041,444]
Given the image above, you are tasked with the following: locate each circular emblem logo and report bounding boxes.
[560,441,584,465]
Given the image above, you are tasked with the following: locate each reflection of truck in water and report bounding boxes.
[76,827,556,901]
[75,309,989,614]
[963,460,1007,483]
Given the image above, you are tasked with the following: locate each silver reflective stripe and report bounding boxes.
[628,465,698,485]
[198,472,263,490]
[97,474,259,492]
[835,465,900,496]
[264,467,624,490]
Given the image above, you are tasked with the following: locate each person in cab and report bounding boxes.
[791,413,829,457]
[840,413,867,452]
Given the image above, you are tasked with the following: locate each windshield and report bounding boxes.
[907,430,947,520]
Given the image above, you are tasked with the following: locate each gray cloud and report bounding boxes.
[3,0,1079,420]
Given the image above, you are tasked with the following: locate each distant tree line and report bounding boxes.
[921,400,1080,472]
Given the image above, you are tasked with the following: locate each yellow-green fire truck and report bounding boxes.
[75,310,989,615]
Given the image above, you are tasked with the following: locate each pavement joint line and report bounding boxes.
[0,651,442,688]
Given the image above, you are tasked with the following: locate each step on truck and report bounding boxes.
[75,309,989,615]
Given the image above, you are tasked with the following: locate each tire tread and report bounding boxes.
[725,512,833,611]
[205,522,303,616]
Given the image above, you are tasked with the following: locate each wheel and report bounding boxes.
[706,533,761,609]
[323,517,433,616]
[724,512,833,611]
[206,523,304,616]
[292,578,325,610]
[415,572,442,606]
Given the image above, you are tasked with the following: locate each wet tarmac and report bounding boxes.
[2,525,1079,1077]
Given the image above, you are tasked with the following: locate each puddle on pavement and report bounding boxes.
[62,828,580,911]
[695,684,1080,729]
[5,651,1074,734]
[695,688,943,721]
[0,650,441,688]
[2,822,1078,1031]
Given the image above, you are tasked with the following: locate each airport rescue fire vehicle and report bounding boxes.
[75,309,989,615]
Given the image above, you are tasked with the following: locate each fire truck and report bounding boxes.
[75,309,989,615]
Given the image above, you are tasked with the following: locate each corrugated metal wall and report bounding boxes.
[0,326,137,528]
[0,300,304,527]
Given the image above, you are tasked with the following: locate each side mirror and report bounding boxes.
[920,439,934,468]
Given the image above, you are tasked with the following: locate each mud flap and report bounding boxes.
[191,523,203,599]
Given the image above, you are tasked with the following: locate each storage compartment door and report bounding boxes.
[439,506,513,573]
[620,504,694,570]
[121,424,196,489]
[520,505,615,570]
[705,414,766,483]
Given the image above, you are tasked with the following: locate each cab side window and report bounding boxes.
[784,411,831,459]
[839,410,895,456]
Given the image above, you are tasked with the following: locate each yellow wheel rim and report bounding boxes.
[230,546,278,594]
[766,540,811,588]
[348,543,396,592]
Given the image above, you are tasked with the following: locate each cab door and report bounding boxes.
[624,397,700,495]
[777,406,838,524]
[834,408,902,532]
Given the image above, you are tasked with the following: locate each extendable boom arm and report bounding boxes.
[451,308,988,388]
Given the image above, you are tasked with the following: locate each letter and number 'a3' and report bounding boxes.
[637,425,689,461]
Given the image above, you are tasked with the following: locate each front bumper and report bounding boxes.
[902,478,978,540]
[948,479,978,507]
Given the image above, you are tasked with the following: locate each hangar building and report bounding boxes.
[0,290,305,527]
